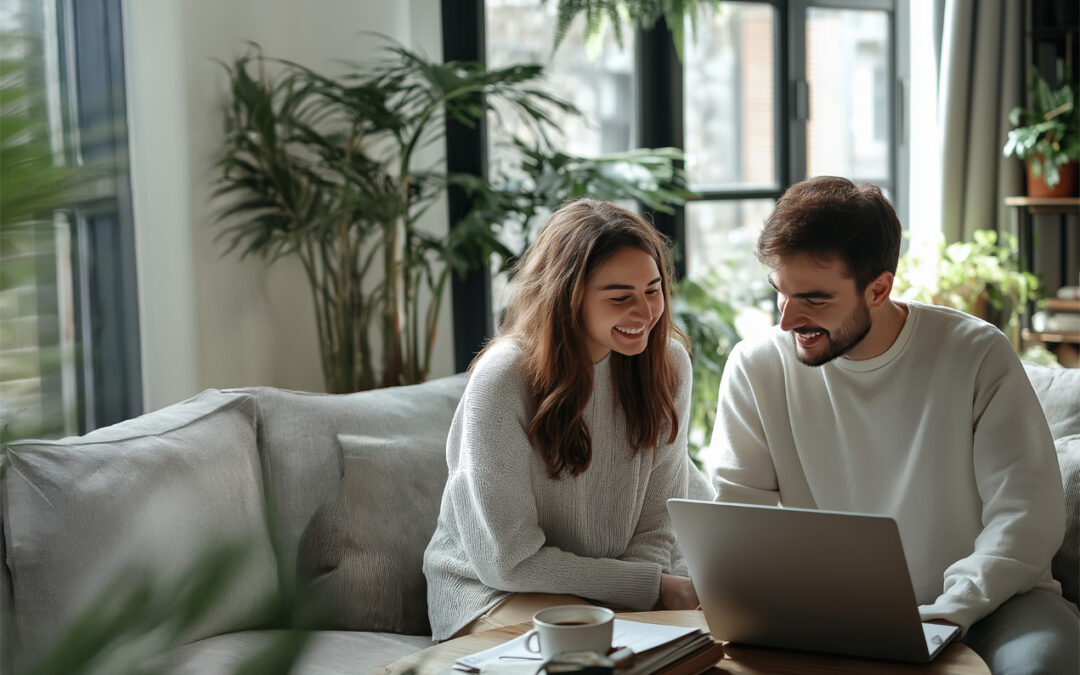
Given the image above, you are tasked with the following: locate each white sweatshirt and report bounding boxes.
[702,301,1064,632]
[423,338,693,641]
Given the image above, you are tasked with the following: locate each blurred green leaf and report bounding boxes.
[895,230,1041,349]
[25,539,308,675]
[543,0,723,60]
[672,274,741,463]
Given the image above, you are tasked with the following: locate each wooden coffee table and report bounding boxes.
[380,610,990,675]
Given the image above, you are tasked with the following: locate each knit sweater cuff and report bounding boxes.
[615,562,663,611]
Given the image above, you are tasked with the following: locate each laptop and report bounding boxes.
[667,499,960,663]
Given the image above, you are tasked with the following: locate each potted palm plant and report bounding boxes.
[1003,59,1079,198]
[214,41,690,393]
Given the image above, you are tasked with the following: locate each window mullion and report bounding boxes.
[636,18,686,277]
[441,0,491,374]
[788,0,809,185]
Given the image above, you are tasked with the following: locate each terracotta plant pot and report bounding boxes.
[1026,158,1079,198]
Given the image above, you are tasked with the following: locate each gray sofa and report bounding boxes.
[1,365,1077,674]
[1,375,470,674]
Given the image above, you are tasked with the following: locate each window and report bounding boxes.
[682,2,781,319]
[486,1,637,158]
[681,1,902,334]
[484,0,639,325]
[804,6,891,186]
[0,0,139,441]
[445,0,907,366]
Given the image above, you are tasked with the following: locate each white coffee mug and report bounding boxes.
[524,605,614,660]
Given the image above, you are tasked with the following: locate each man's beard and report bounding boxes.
[792,299,872,367]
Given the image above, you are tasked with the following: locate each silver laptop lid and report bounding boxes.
[668,498,943,663]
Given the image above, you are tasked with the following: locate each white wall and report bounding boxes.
[124,0,452,411]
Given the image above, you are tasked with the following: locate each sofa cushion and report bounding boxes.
[234,375,466,603]
[153,628,431,674]
[1,390,279,670]
[1023,363,1080,608]
[294,374,468,634]
[1053,434,1079,606]
[1023,364,1080,439]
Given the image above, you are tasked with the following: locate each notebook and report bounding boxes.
[452,619,716,674]
[667,498,959,663]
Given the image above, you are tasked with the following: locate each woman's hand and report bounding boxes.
[655,573,699,610]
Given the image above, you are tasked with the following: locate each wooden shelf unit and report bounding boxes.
[1023,329,1080,344]
[1004,196,1080,367]
[1044,298,1080,313]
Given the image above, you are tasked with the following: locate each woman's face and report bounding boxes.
[581,246,664,363]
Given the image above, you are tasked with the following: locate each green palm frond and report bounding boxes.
[214,39,692,391]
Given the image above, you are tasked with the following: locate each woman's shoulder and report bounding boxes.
[468,337,528,394]
[474,336,523,367]
[665,336,692,374]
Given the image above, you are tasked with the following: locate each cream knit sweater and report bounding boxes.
[702,302,1064,632]
[423,338,692,640]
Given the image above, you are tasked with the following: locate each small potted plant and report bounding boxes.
[1003,59,1079,198]
[894,230,1040,348]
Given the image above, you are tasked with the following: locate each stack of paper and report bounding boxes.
[454,619,723,675]
[619,630,723,675]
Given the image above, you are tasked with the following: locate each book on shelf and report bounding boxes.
[453,618,723,675]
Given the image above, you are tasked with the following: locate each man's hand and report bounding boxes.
[655,573,699,610]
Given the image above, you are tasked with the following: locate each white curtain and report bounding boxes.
[936,0,1025,243]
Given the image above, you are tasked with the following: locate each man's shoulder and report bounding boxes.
[906,301,1013,353]
[905,302,1027,387]
[909,301,1002,333]
[731,326,789,362]
[724,327,791,381]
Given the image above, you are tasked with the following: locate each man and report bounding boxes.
[702,176,1078,674]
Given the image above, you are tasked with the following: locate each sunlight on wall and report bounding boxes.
[907,0,943,245]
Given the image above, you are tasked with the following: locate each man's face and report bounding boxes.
[768,253,872,367]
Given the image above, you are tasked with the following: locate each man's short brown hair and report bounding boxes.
[757,176,902,289]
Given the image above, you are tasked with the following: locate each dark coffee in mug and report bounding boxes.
[527,605,615,659]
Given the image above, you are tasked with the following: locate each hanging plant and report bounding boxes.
[545,0,722,58]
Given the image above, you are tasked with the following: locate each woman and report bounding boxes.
[422,198,699,641]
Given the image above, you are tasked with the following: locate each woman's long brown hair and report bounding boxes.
[480,198,688,478]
